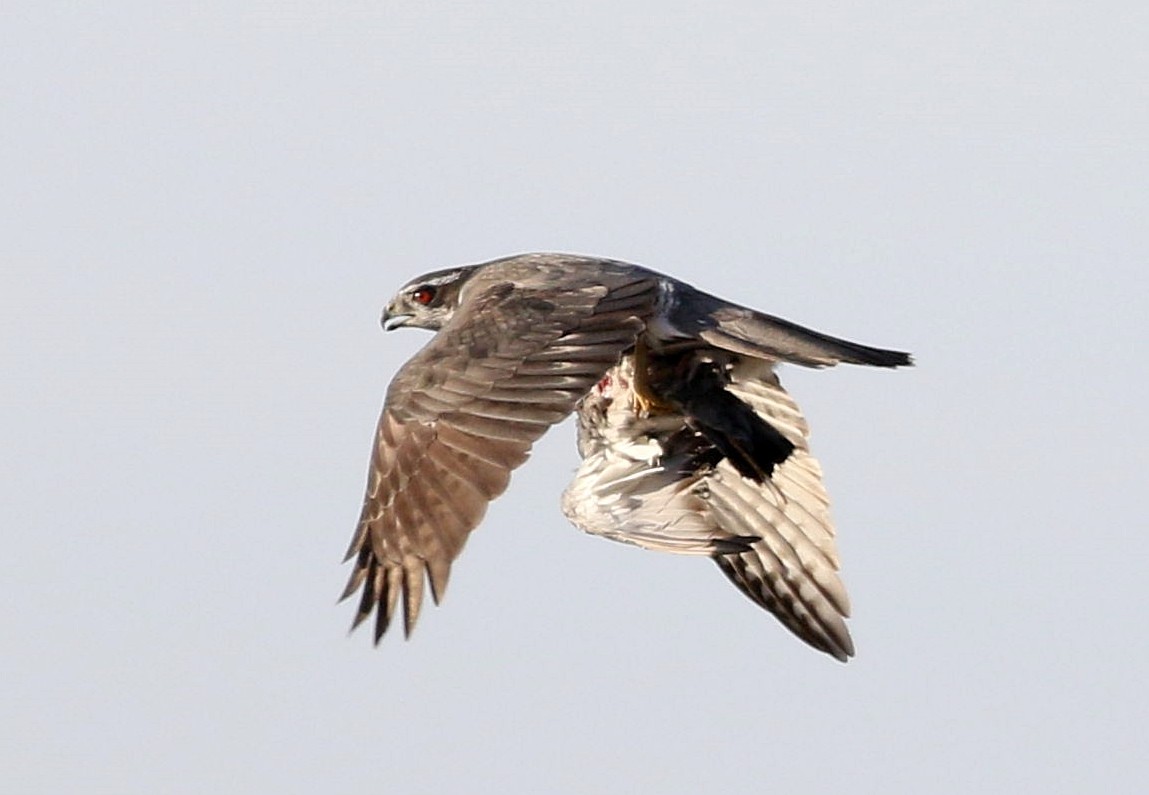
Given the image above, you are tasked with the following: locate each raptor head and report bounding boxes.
[381,265,478,332]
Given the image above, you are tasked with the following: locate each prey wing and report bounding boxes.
[563,354,854,661]
[563,356,757,556]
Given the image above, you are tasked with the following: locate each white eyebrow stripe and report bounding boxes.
[416,272,465,288]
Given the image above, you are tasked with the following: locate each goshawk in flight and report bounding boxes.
[341,253,911,661]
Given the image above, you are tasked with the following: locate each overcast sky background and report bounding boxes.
[3,2,1147,793]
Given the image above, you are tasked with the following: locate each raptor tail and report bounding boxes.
[674,284,912,369]
[702,308,912,368]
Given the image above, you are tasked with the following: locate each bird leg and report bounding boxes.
[630,337,671,417]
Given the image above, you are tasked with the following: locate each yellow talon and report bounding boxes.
[631,338,668,417]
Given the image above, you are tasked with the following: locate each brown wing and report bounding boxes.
[341,269,660,642]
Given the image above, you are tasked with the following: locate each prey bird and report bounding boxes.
[341,253,911,661]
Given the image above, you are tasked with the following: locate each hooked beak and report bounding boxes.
[381,311,413,331]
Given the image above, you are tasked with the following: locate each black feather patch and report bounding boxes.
[656,357,795,483]
[661,426,725,475]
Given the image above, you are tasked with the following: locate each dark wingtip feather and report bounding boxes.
[425,558,451,605]
[375,563,406,644]
[338,566,367,603]
[712,553,855,662]
[349,566,377,632]
[831,641,854,663]
[711,535,762,554]
[863,347,913,368]
[372,566,396,644]
[342,520,369,562]
[401,563,425,638]
[372,603,391,645]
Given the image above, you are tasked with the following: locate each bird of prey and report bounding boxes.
[341,253,910,661]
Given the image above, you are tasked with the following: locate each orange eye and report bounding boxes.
[411,286,436,306]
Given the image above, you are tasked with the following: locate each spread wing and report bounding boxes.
[564,353,854,661]
[341,273,659,642]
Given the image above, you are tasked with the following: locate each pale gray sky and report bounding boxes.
[3,2,1147,793]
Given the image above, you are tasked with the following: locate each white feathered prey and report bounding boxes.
[342,253,911,660]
